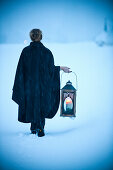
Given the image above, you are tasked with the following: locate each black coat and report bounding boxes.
[12,41,60,123]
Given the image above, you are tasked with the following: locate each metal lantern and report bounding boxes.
[60,72,78,117]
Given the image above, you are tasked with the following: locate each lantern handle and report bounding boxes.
[60,71,78,91]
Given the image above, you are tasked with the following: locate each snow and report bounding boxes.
[0,42,113,170]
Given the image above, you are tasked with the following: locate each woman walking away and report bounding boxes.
[12,29,71,137]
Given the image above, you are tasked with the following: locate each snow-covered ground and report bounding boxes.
[0,42,113,170]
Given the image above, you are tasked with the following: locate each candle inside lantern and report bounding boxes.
[66,98,72,104]
[64,97,73,111]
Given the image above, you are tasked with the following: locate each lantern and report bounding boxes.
[60,72,78,117]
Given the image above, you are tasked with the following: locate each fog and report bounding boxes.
[0,0,113,43]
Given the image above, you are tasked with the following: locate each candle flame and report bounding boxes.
[66,98,72,104]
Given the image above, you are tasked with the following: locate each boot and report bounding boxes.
[30,122,37,134]
[31,130,37,134]
[37,128,45,137]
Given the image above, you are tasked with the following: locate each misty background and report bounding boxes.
[0,0,113,44]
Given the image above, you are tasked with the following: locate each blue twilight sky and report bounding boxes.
[0,0,113,43]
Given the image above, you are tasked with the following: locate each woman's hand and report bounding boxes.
[60,66,72,73]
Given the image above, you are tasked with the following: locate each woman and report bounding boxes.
[12,29,71,137]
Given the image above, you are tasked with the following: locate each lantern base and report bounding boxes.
[60,114,76,117]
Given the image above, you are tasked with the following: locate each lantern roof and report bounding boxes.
[62,80,76,90]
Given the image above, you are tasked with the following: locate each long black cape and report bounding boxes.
[12,41,60,123]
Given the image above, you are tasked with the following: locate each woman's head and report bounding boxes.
[30,29,42,42]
